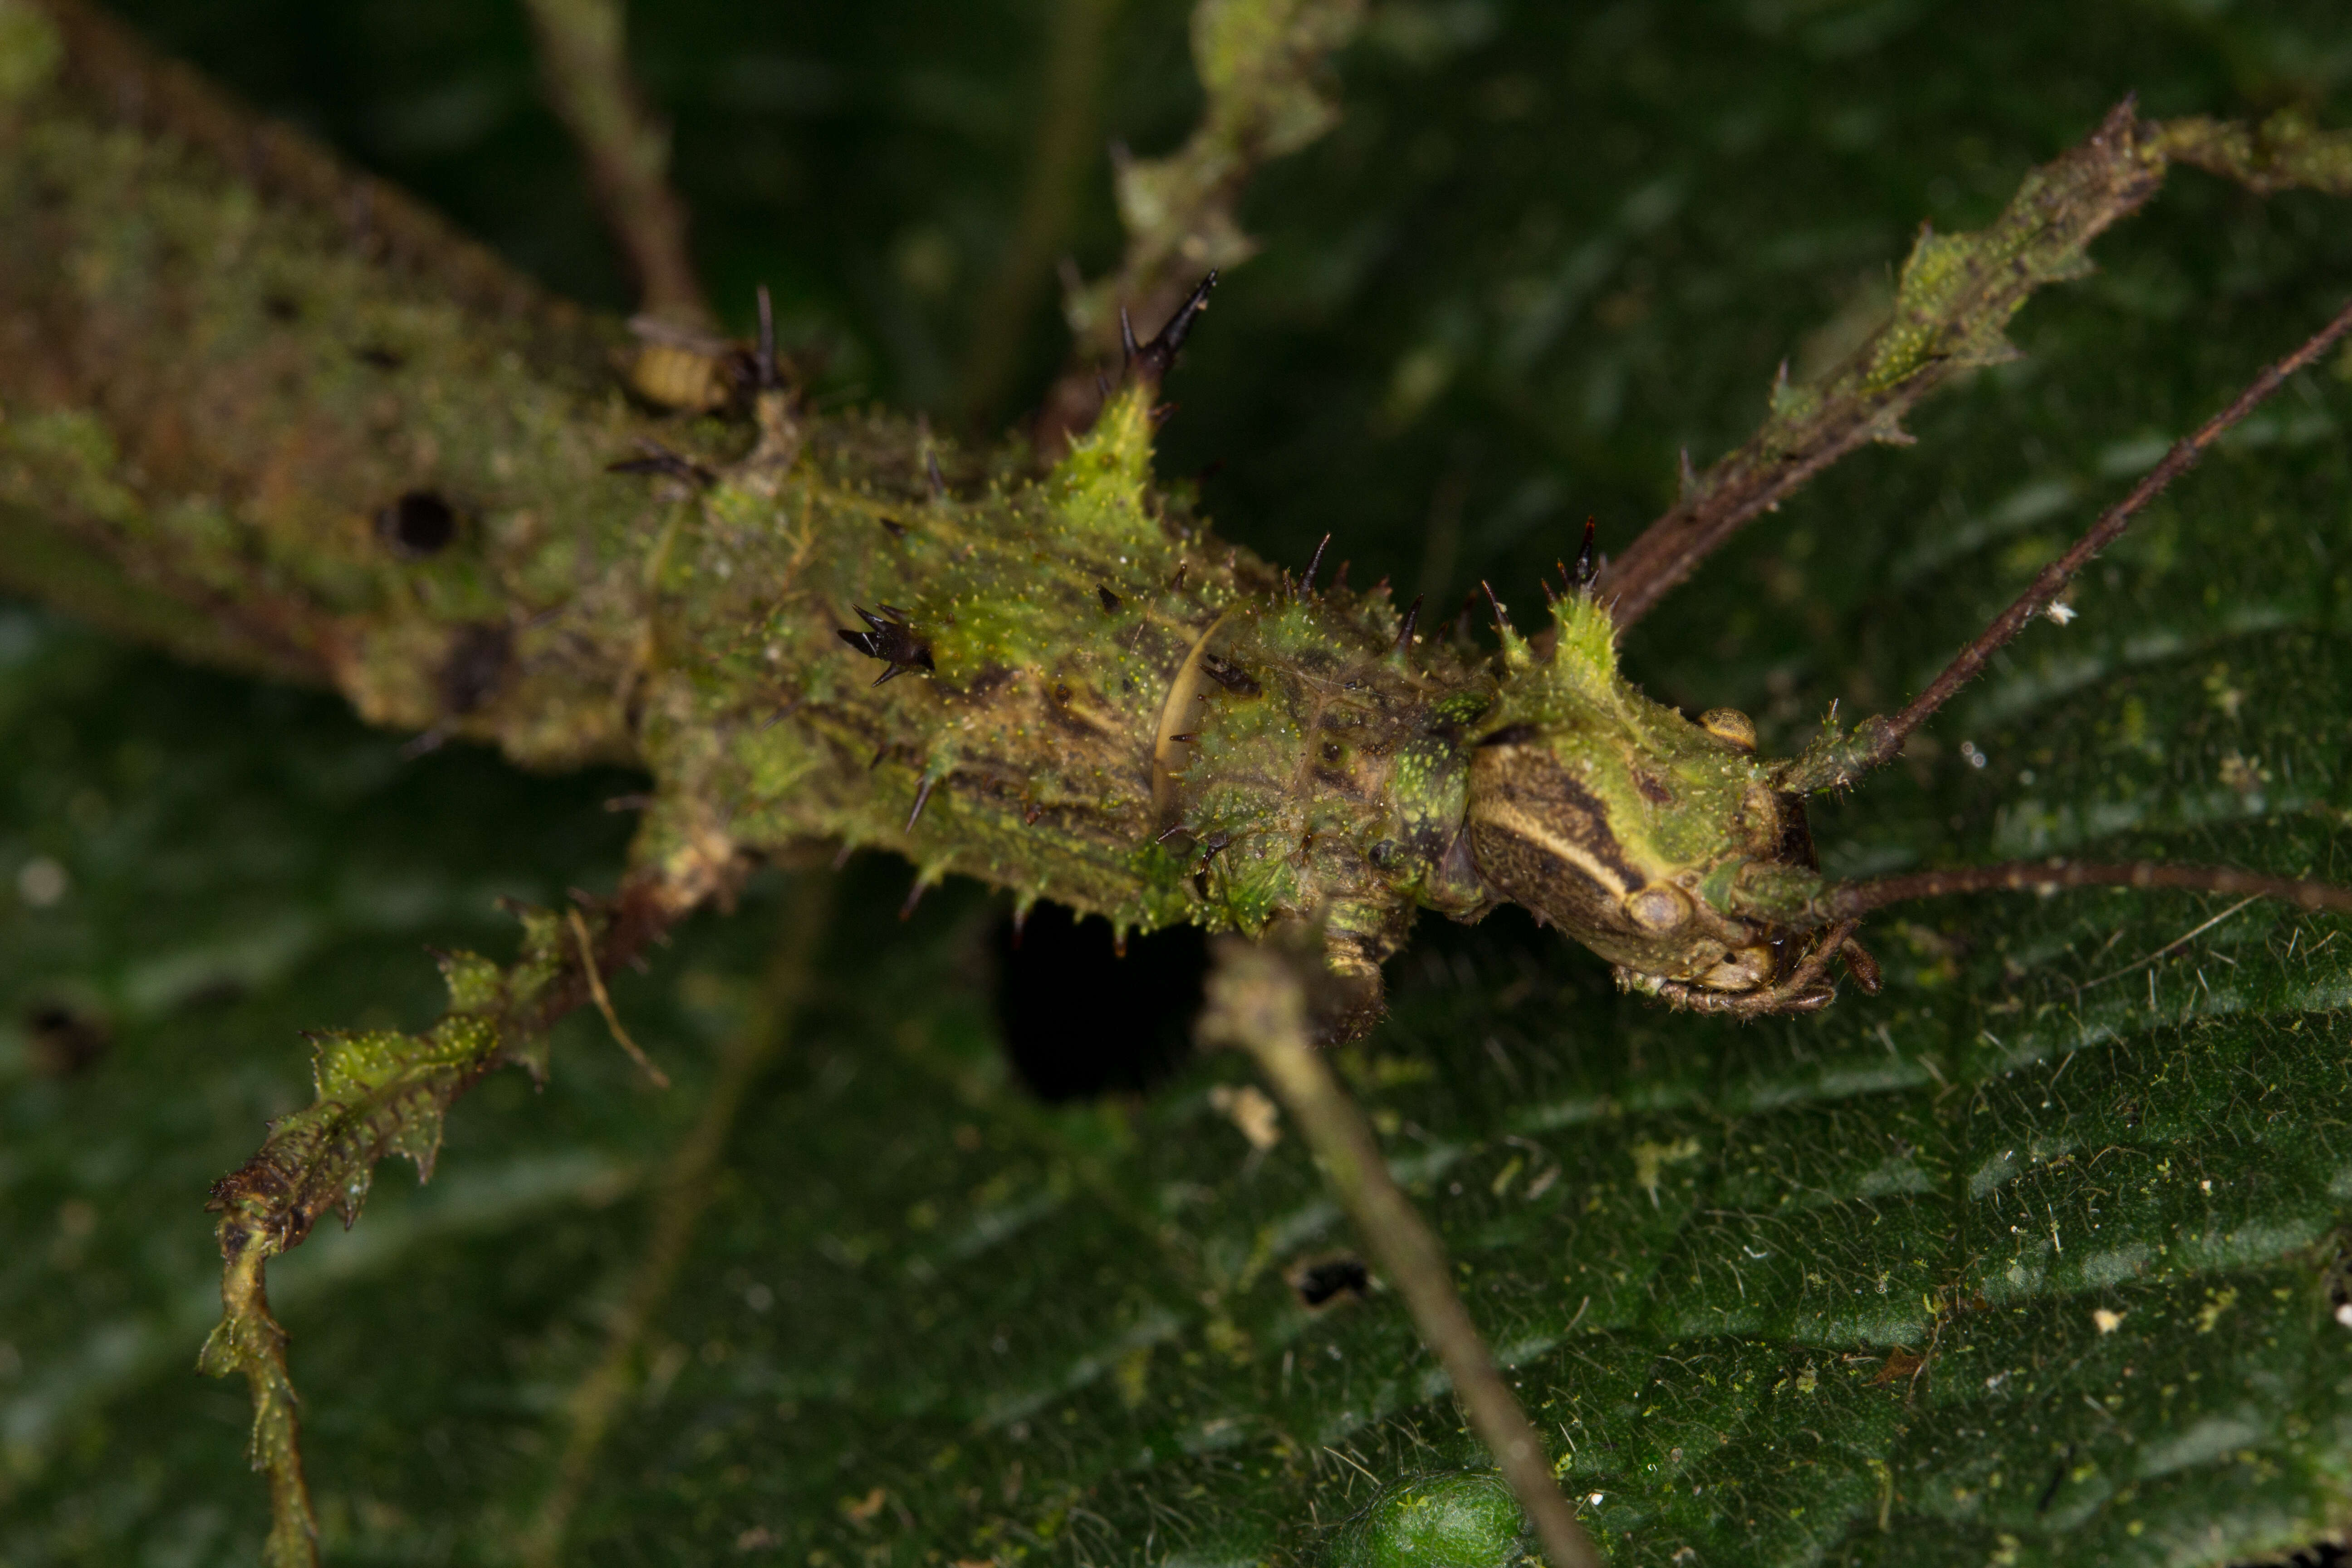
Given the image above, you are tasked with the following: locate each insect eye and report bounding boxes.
[1623,885,1692,933]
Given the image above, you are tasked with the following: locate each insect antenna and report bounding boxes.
[1822,859,2352,921]
[1781,289,2352,795]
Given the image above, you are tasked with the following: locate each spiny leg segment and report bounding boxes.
[1759,291,2352,937]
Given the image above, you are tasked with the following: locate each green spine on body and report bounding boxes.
[636,386,1499,974]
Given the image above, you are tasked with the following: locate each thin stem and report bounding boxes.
[520,0,710,326]
[1782,289,2352,794]
[1823,859,2352,921]
[568,906,671,1088]
[519,873,835,1566]
[1198,941,1601,1568]
[957,0,1122,426]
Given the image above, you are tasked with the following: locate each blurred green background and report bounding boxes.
[9,1,2352,1563]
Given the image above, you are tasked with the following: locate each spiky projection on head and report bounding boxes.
[1465,588,1842,1008]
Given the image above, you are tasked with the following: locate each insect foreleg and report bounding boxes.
[1780,288,2352,797]
[1199,936,1602,1568]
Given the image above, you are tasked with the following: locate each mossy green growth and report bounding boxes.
[1331,1472,1529,1568]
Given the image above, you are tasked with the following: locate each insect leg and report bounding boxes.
[1821,859,2352,921]
[1199,938,1601,1568]
[1780,289,2352,795]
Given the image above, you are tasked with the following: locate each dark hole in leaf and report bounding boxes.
[1290,1255,1370,1309]
[378,490,458,557]
[25,1003,108,1078]
[991,903,1203,1102]
[2267,1546,2351,1568]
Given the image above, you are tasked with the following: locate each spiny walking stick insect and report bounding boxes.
[9,0,2352,1561]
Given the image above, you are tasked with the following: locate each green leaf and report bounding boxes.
[10,1,2352,1564]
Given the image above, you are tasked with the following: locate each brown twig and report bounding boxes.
[520,0,710,326]
[1198,939,1601,1568]
[1779,289,2352,795]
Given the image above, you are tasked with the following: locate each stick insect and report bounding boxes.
[7,2,2352,1563]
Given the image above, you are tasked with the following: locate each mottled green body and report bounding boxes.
[633,388,1499,984]
[0,9,1527,988]
[0,15,1820,1004]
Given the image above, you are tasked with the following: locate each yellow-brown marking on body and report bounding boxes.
[1467,798,1634,899]
[1151,609,1232,823]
